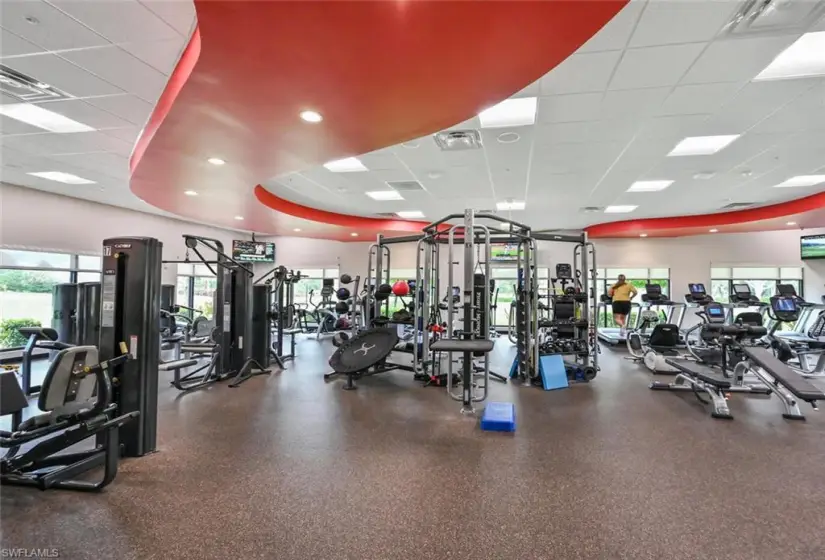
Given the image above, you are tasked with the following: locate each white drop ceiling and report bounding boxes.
[1,0,824,232]
[0,0,194,216]
[263,0,825,229]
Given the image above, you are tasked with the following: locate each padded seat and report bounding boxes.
[665,359,731,389]
[742,347,825,401]
[159,359,199,371]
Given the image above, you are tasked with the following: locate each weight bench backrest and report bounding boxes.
[19,327,59,341]
[742,346,825,402]
[38,346,99,413]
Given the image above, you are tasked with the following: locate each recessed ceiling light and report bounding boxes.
[478,97,537,129]
[27,171,95,185]
[300,110,323,123]
[604,205,638,213]
[208,158,226,166]
[639,233,648,238]
[754,31,825,81]
[709,228,718,233]
[497,132,520,144]
[774,175,825,188]
[184,190,198,196]
[627,180,674,192]
[693,172,716,180]
[427,171,443,179]
[25,16,39,24]
[366,190,404,201]
[668,135,740,156]
[234,216,243,220]
[496,200,526,211]
[396,211,424,219]
[0,103,94,133]
[323,157,367,172]
[293,228,302,232]
[350,232,359,237]
[787,221,797,226]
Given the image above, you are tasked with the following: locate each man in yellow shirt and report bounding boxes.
[608,274,637,337]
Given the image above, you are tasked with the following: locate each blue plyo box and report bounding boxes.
[480,402,516,432]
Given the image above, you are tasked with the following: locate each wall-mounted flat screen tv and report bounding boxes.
[232,240,275,263]
[490,243,519,262]
[801,234,825,260]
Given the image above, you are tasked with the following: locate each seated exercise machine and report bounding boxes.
[160,235,270,391]
[16,327,73,396]
[626,310,683,374]
[650,302,772,419]
[1,343,137,491]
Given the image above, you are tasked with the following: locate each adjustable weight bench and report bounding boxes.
[741,346,824,420]
[650,359,734,419]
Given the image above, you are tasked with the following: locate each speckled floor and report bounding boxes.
[2,338,825,560]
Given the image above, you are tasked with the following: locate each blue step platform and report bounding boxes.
[480,402,516,432]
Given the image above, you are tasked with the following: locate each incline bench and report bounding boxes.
[741,346,824,420]
[651,358,735,419]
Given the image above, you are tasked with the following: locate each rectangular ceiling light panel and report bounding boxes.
[496,200,526,211]
[774,175,825,187]
[366,190,404,200]
[604,205,638,213]
[28,171,96,184]
[0,103,95,133]
[478,97,537,128]
[396,211,424,219]
[627,180,674,192]
[323,157,368,172]
[755,31,825,81]
[668,135,740,156]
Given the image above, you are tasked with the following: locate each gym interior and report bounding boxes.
[2,1,825,558]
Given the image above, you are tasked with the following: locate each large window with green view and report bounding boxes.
[595,268,671,328]
[710,267,804,305]
[0,249,101,348]
[293,268,339,309]
[176,264,219,319]
[491,267,551,329]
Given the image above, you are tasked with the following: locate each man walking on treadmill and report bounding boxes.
[609,274,637,338]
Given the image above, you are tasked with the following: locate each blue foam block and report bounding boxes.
[480,402,516,432]
[539,354,569,391]
[509,356,519,378]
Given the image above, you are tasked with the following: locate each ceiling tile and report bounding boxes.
[600,87,670,118]
[358,151,404,172]
[1,130,129,156]
[4,53,124,97]
[33,98,134,129]
[119,39,184,75]
[628,0,737,48]
[100,126,140,143]
[533,122,591,145]
[50,0,180,43]
[510,79,540,99]
[139,0,197,37]
[539,50,622,95]
[637,114,711,140]
[577,0,645,53]
[681,35,799,84]
[657,82,742,116]
[50,151,130,180]
[60,46,166,102]
[84,94,153,125]
[0,0,109,51]
[0,27,45,58]
[537,93,602,123]
[609,43,705,90]
[0,114,45,136]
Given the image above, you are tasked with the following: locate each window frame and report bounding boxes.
[709,266,805,303]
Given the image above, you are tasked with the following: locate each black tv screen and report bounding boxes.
[801,234,825,260]
[232,240,275,263]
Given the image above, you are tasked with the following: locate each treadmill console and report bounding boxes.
[686,283,713,304]
[555,263,572,279]
[704,303,726,324]
[643,283,669,303]
[731,283,758,304]
[321,278,335,298]
[770,295,799,322]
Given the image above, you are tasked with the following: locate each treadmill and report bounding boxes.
[641,284,687,346]
[724,283,767,325]
[772,284,814,342]
[597,293,640,346]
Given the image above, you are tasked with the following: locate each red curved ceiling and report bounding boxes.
[130,0,630,239]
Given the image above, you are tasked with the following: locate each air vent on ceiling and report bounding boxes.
[580,206,603,213]
[433,130,482,151]
[386,180,423,191]
[478,209,494,214]
[720,202,755,210]
[723,0,825,36]
[0,64,72,102]
[373,212,397,218]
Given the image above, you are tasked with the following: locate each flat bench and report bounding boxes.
[742,346,824,402]
[665,359,731,389]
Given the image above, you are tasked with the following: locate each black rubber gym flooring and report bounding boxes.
[2,339,825,559]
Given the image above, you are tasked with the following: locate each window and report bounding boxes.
[595,267,671,328]
[176,262,218,319]
[0,249,98,347]
[291,268,338,308]
[710,266,804,304]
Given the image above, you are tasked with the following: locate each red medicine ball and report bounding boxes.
[392,280,410,297]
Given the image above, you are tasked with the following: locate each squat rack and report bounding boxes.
[367,209,598,403]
